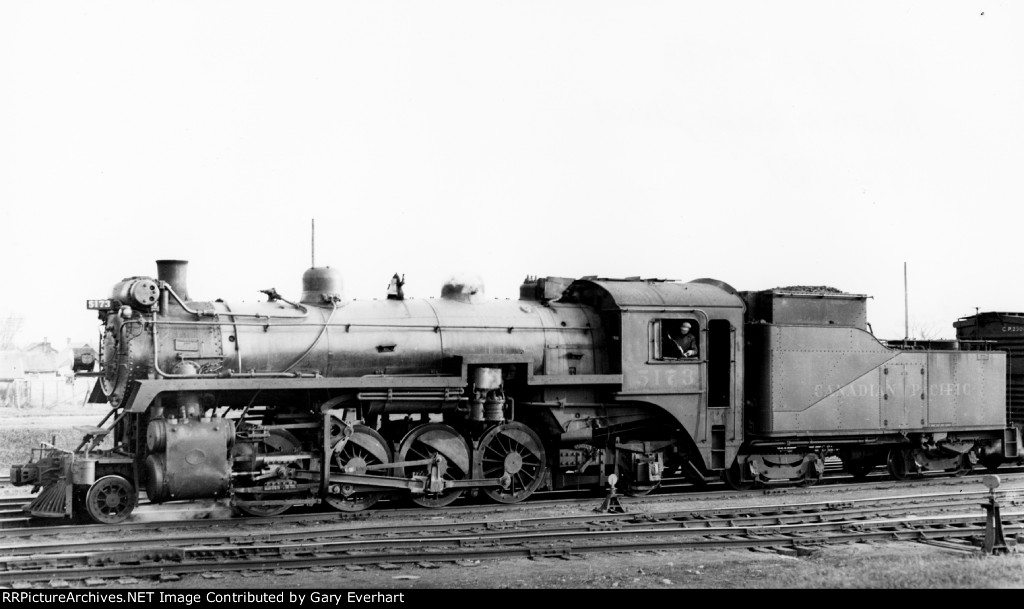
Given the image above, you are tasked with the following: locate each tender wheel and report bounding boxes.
[844,459,875,481]
[797,469,822,487]
[795,453,824,487]
[234,429,304,517]
[397,423,471,508]
[83,475,136,524]
[886,448,919,480]
[723,459,755,491]
[325,424,393,512]
[951,453,973,477]
[981,455,1003,472]
[475,422,546,504]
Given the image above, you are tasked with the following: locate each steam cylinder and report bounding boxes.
[144,419,233,502]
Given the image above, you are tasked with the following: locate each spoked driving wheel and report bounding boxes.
[325,424,393,512]
[474,422,546,504]
[397,423,471,508]
[83,475,137,524]
[233,428,304,517]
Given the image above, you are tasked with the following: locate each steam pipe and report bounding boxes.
[162,283,309,319]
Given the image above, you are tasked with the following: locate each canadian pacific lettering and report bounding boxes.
[813,383,971,399]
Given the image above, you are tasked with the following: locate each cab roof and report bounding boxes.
[564,277,745,310]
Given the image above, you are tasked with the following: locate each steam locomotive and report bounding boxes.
[10,260,1021,523]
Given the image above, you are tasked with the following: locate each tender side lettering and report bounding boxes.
[813,383,971,398]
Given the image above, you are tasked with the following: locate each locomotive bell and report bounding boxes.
[301,266,345,305]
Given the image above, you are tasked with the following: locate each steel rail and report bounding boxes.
[2,490,1016,557]
[1,513,1020,585]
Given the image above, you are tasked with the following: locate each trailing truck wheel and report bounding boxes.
[83,475,136,524]
[625,484,659,497]
[397,423,471,508]
[616,452,660,497]
[475,422,546,504]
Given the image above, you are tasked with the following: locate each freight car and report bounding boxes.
[953,311,1024,467]
[10,261,1020,523]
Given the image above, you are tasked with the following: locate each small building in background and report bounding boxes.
[0,338,94,409]
[22,338,75,375]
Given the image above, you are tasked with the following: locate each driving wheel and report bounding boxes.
[325,424,393,512]
[474,422,546,504]
[234,428,304,517]
[397,423,471,508]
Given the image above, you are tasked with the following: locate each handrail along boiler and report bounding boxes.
[10,261,1021,523]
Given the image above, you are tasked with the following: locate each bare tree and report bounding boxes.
[0,313,23,350]
[910,323,949,341]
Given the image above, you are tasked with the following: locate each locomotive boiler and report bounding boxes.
[10,260,1021,523]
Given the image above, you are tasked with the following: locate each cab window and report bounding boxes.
[651,319,700,361]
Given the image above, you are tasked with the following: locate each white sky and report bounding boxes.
[1,1,1021,347]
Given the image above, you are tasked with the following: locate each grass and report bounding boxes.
[0,405,111,471]
[0,427,89,471]
[766,551,1024,589]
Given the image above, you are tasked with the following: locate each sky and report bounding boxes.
[1,1,1021,348]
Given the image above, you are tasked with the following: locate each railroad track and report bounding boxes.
[1,487,1020,585]
[3,466,1024,531]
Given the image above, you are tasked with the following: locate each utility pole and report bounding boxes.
[904,262,909,340]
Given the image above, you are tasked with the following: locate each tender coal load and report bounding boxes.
[772,285,846,294]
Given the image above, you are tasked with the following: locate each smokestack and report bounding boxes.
[157,260,190,301]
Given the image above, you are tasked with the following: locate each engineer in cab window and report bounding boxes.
[664,322,698,359]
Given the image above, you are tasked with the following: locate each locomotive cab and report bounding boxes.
[559,277,746,486]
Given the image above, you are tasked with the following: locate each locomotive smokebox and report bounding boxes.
[301,266,345,305]
[156,260,190,301]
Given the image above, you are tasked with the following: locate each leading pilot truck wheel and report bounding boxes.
[82,475,137,524]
